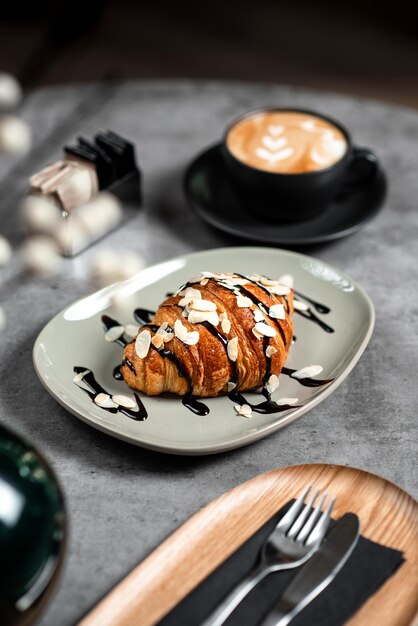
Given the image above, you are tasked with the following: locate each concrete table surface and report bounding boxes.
[0,80,417,625]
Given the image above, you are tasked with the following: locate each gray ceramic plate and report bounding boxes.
[33,247,374,455]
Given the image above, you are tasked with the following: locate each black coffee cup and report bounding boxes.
[222,107,378,222]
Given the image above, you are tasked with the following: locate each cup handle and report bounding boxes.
[340,146,378,194]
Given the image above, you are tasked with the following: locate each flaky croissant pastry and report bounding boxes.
[121,272,294,398]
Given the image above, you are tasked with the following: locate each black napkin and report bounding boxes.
[158,502,404,626]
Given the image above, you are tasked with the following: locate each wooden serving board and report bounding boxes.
[79,464,418,626]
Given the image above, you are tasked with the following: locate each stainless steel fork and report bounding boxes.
[200,485,335,626]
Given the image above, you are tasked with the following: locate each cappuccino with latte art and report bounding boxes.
[221,107,377,222]
[226,111,347,174]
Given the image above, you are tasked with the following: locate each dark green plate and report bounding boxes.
[0,424,66,625]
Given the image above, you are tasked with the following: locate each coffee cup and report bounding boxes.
[222,108,377,222]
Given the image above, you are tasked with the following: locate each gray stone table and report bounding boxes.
[0,80,417,625]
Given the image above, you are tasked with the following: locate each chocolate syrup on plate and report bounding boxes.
[76,274,335,419]
[101,315,128,347]
[73,366,147,420]
[113,364,123,380]
[227,387,299,414]
[294,309,334,333]
[134,308,155,325]
[294,290,330,314]
[281,366,333,387]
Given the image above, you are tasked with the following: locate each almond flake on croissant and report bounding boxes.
[121,272,294,398]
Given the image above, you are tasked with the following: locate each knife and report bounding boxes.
[260,513,360,626]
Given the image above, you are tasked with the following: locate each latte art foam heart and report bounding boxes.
[227,111,347,174]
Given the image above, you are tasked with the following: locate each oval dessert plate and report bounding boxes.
[33,247,374,455]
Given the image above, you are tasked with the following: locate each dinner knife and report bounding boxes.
[260,512,360,626]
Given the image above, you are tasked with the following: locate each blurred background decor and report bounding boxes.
[1,0,417,108]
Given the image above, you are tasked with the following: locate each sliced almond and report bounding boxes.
[230,277,249,286]
[104,325,125,342]
[188,310,208,324]
[94,393,118,409]
[200,278,209,285]
[252,327,263,340]
[293,299,309,312]
[254,322,276,337]
[216,272,234,280]
[151,334,164,349]
[292,364,323,379]
[174,319,188,342]
[112,394,138,410]
[227,381,236,392]
[269,304,285,320]
[205,311,219,326]
[125,324,140,338]
[156,321,168,335]
[276,397,298,406]
[201,271,216,278]
[188,287,202,298]
[240,404,253,418]
[184,330,200,345]
[162,331,174,342]
[266,374,280,394]
[266,345,277,358]
[187,310,219,326]
[221,317,231,334]
[234,404,252,418]
[278,274,294,288]
[219,281,236,290]
[73,369,90,383]
[236,295,253,308]
[269,284,291,296]
[253,309,265,323]
[259,276,279,286]
[189,299,217,312]
[227,336,239,362]
[135,329,151,358]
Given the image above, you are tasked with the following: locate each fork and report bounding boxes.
[200,485,335,626]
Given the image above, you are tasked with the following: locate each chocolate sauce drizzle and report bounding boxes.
[294,290,331,314]
[101,315,128,347]
[159,345,209,416]
[281,366,333,387]
[113,364,123,380]
[294,309,334,333]
[291,289,334,333]
[200,321,239,384]
[174,275,297,414]
[88,272,335,419]
[133,313,210,415]
[73,366,147,420]
[227,387,299,414]
[134,308,155,325]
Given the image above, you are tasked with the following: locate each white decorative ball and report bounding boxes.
[0,115,31,154]
[120,251,144,279]
[0,235,12,267]
[0,73,22,109]
[22,236,61,277]
[90,249,120,283]
[21,195,60,234]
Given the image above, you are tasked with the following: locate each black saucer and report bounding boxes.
[184,144,387,246]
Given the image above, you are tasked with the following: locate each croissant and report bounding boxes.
[121,272,294,398]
